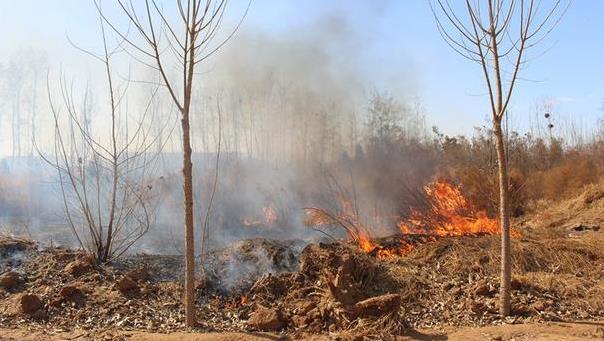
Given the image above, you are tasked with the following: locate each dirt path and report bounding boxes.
[0,329,280,341]
[443,321,604,340]
[1,321,603,340]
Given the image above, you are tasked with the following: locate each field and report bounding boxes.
[1,182,603,340]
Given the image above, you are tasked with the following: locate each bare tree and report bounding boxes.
[38,20,164,264]
[430,0,568,315]
[97,0,248,326]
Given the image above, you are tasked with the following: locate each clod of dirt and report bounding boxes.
[352,293,401,318]
[473,281,492,296]
[60,284,85,303]
[0,271,22,290]
[465,298,487,314]
[64,257,94,277]
[330,255,357,306]
[116,275,139,295]
[20,293,43,315]
[247,305,285,331]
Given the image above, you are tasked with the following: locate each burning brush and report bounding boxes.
[304,206,377,254]
[305,179,519,259]
[398,179,512,237]
[242,204,279,227]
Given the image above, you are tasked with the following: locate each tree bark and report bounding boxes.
[182,113,195,327]
[493,119,511,316]
[182,19,198,327]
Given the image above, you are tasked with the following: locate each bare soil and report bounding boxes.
[1,321,604,340]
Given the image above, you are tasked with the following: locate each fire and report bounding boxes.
[357,229,377,253]
[242,204,278,227]
[397,179,518,237]
[262,205,278,225]
[304,195,378,254]
[223,293,249,309]
[305,179,517,260]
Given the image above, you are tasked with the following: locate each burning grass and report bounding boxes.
[398,179,503,236]
[242,205,279,228]
[306,179,519,259]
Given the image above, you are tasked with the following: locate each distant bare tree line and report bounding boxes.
[0,50,47,158]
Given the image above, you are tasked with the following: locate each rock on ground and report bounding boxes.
[0,271,22,290]
[247,305,285,331]
[20,293,43,314]
[64,258,94,277]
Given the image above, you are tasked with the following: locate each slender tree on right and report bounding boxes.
[430,0,568,316]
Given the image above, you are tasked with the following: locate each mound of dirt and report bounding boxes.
[245,243,403,336]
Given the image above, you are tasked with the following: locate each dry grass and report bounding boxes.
[406,230,604,276]
[0,232,36,251]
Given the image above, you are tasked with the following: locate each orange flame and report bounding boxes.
[397,179,519,237]
[306,179,517,260]
[357,229,377,253]
[242,204,278,227]
[263,205,278,225]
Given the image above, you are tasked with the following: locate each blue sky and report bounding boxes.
[0,0,602,138]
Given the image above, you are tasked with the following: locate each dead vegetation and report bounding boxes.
[0,183,602,339]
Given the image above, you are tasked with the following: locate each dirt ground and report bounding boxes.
[1,321,604,341]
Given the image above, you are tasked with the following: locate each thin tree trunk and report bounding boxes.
[494,120,511,316]
[183,26,197,326]
[182,112,195,327]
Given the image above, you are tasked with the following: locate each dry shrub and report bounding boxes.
[581,184,604,206]
[0,233,36,256]
[539,154,599,200]
[585,285,604,312]
[438,128,603,216]
[452,166,528,217]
